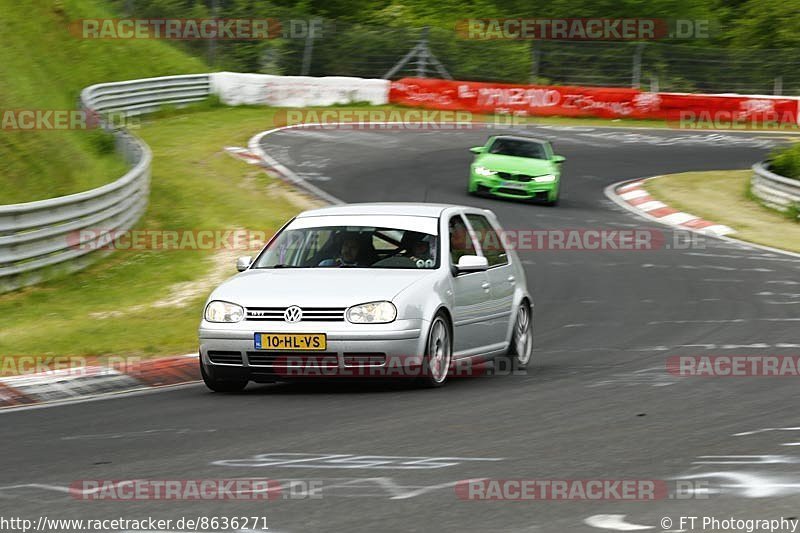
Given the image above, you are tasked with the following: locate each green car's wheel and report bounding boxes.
[544,189,560,206]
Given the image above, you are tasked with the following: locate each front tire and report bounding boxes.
[544,193,559,206]
[507,301,533,370]
[419,313,453,387]
[200,358,248,393]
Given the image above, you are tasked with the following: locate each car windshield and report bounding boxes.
[253,225,440,269]
[488,138,546,159]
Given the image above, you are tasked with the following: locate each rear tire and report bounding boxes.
[200,358,248,393]
[418,313,453,388]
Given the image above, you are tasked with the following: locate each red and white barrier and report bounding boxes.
[388,77,800,125]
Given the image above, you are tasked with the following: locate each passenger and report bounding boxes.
[401,231,432,262]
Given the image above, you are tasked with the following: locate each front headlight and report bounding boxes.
[533,174,556,183]
[204,300,245,323]
[474,166,497,177]
[346,301,397,324]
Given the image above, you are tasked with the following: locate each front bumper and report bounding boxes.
[469,173,558,200]
[199,318,428,381]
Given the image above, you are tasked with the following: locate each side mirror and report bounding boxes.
[456,255,489,273]
[552,155,565,163]
[236,256,253,272]
[470,146,485,154]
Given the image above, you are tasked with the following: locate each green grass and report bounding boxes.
[644,170,800,253]
[769,142,800,180]
[0,0,206,204]
[0,107,303,358]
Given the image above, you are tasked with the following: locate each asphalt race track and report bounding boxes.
[2,125,800,532]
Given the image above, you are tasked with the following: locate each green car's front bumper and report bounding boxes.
[468,172,559,202]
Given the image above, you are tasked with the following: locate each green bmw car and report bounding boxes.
[468,135,565,205]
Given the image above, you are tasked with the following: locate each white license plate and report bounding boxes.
[502,181,528,190]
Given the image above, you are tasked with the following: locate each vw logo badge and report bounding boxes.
[284,305,303,323]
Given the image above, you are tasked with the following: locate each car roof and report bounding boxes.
[297,202,468,218]
[491,135,549,144]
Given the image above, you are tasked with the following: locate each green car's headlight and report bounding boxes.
[474,166,497,177]
[346,301,397,324]
[205,300,245,323]
[533,174,556,183]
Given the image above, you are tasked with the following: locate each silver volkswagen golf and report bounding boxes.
[198,203,533,390]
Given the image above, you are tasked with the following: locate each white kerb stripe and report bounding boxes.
[636,201,667,212]
[620,189,649,200]
[660,212,699,225]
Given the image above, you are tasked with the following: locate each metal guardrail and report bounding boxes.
[81,74,211,116]
[0,74,211,293]
[751,161,800,216]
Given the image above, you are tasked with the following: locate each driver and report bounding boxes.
[319,234,362,267]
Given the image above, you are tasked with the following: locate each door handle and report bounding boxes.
[507,275,515,283]
[481,282,491,290]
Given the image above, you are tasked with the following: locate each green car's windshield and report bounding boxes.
[253,226,440,269]
[488,138,547,159]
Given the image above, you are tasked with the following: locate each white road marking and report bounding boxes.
[588,366,678,388]
[734,427,800,437]
[648,318,799,325]
[584,514,653,531]
[678,471,800,498]
[635,342,800,351]
[61,428,217,440]
[686,252,800,263]
[212,453,504,469]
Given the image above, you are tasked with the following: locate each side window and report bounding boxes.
[466,214,508,267]
[544,142,554,159]
[448,215,477,264]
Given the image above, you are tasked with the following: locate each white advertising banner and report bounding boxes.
[210,72,390,107]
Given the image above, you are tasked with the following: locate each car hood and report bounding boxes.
[210,268,436,308]
[474,153,555,175]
